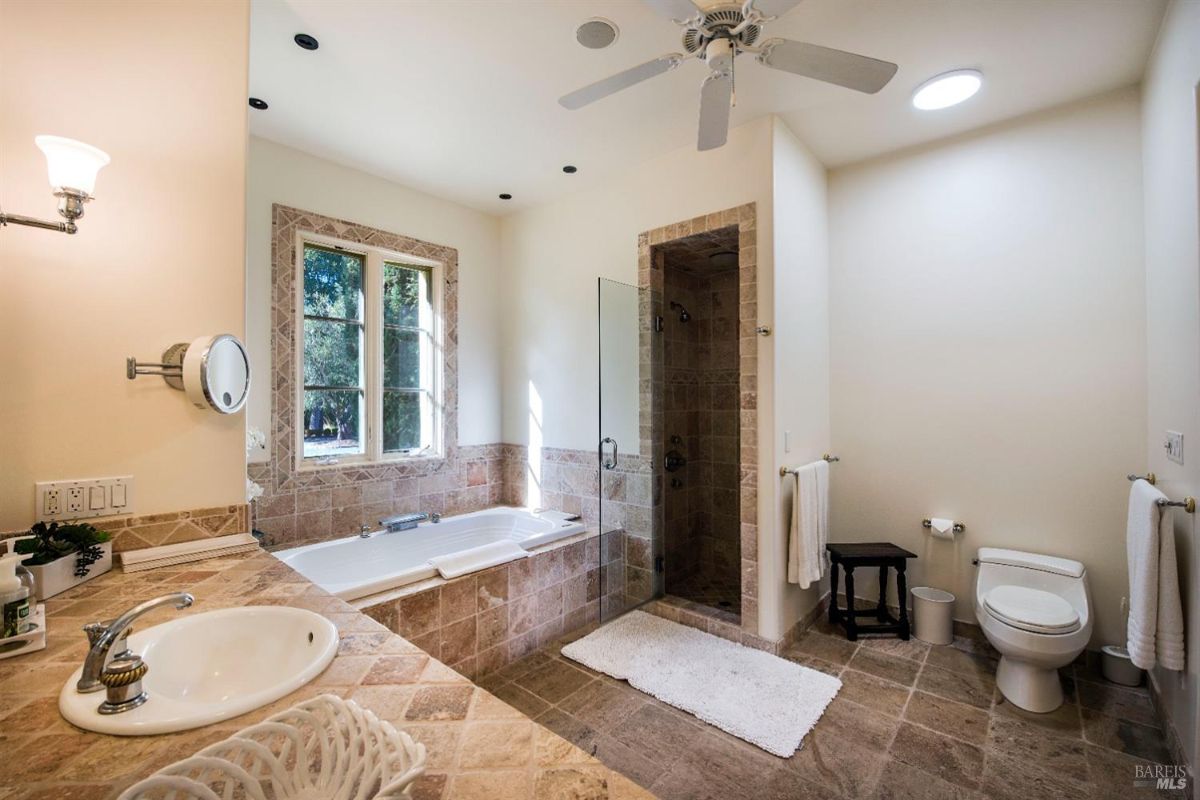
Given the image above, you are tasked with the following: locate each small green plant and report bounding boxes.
[15,522,111,578]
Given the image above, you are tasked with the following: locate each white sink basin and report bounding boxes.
[59,606,338,735]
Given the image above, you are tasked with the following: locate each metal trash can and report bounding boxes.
[911,586,955,645]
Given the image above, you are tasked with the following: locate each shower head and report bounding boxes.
[669,301,691,323]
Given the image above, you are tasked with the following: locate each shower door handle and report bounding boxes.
[599,437,618,470]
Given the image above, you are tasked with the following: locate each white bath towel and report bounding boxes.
[428,540,528,579]
[1126,479,1185,671]
[787,459,829,588]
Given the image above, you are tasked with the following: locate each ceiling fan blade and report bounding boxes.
[559,54,683,110]
[697,71,733,152]
[746,0,803,19]
[643,0,703,24]
[758,38,898,94]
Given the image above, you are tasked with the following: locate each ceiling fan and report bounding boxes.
[558,0,899,151]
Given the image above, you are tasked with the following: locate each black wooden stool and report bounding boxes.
[826,542,917,641]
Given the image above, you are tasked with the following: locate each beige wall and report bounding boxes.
[828,88,1147,649]
[499,116,792,637]
[0,0,250,530]
[769,119,832,635]
[1141,0,1200,769]
[245,136,504,461]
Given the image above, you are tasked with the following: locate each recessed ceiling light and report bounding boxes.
[912,69,982,111]
[562,165,578,174]
[499,193,512,200]
[576,18,619,50]
[294,33,319,50]
[248,97,269,110]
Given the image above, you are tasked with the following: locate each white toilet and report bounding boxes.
[974,547,1092,713]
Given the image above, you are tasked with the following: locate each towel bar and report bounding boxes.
[1127,473,1157,485]
[780,454,839,477]
[1157,497,1196,514]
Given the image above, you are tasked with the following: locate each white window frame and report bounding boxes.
[293,229,445,471]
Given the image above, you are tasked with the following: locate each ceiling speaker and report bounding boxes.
[576,18,619,50]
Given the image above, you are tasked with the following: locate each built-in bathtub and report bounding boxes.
[274,507,586,601]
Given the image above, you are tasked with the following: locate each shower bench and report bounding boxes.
[825,542,917,641]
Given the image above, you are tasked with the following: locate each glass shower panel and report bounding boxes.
[597,278,657,622]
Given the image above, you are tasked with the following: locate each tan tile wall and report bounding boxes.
[360,535,608,680]
[251,443,510,549]
[3,504,249,554]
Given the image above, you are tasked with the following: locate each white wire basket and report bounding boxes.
[118,694,426,800]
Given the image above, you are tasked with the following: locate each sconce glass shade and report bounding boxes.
[34,136,110,197]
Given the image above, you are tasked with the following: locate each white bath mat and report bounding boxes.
[561,610,841,757]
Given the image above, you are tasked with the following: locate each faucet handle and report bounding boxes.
[83,621,107,647]
[98,653,149,715]
[83,620,133,647]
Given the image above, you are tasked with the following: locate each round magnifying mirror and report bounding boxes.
[181,334,251,414]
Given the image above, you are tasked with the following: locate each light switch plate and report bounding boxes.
[35,476,133,521]
[1166,431,1184,465]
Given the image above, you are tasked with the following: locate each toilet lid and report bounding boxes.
[983,585,1081,635]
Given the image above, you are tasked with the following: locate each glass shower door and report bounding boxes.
[597,277,656,623]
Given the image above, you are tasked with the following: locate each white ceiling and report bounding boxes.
[249,0,1165,215]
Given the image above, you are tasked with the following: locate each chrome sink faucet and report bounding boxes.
[77,592,194,694]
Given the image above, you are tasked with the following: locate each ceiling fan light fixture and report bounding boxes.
[912,69,982,111]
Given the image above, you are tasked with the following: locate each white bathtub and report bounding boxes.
[273,507,586,601]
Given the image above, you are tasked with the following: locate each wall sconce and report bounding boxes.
[0,136,110,235]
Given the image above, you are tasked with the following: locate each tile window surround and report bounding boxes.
[252,204,499,549]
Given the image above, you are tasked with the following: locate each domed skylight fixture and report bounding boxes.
[912,69,983,111]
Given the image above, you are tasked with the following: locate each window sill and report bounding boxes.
[295,451,446,474]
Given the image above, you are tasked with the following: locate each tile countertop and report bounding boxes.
[0,551,655,800]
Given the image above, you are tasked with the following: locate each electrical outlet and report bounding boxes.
[36,476,134,521]
[65,487,85,515]
[1165,431,1184,465]
[42,488,61,516]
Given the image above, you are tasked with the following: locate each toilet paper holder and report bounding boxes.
[923,519,965,533]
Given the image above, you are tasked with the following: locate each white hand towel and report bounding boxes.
[1126,479,1186,671]
[428,540,528,580]
[787,459,830,589]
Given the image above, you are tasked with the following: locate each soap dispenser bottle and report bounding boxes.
[0,552,32,638]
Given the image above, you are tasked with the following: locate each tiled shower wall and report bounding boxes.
[661,260,741,612]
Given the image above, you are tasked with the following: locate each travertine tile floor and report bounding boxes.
[479,615,1179,800]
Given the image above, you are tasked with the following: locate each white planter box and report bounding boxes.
[27,542,112,601]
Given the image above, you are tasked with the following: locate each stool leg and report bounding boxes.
[829,562,841,625]
[896,564,909,640]
[877,566,889,623]
[844,567,857,641]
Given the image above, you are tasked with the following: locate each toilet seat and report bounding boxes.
[983,585,1081,635]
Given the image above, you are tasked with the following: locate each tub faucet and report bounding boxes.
[380,512,428,533]
[430,512,441,523]
[77,592,194,694]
